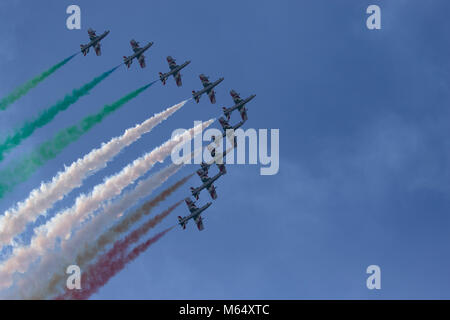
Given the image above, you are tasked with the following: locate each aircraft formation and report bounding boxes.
[79,28,256,232]
[179,88,256,231]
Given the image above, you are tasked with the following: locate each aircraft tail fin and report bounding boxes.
[123,56,131,68]
[217,163,227,174]
[81,45,89,56]
[190,187,199,200]
[178,216,186,230]
[159,72,166,85]
[222,107,231,120]
[192,91,200,103]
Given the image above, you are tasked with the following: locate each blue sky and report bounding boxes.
[0,0,449,299]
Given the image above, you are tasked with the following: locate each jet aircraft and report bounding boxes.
[178,198,212,231]
[222,90,256,121]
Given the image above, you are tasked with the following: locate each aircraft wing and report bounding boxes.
[139,55,146,68]
[208,89,216,104]
[130,40,141,52]
[239,106,248,121]
[207,184,217,200]
[194,215,204,231]
[88,29,97,41]
[80,44,89,56]
[230,90,242,104]
[197,168,208,178]
[174,72,182,87]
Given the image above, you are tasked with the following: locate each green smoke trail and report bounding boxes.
[0,54,78,111]
[0,81,155,199]
[0,67,117,162]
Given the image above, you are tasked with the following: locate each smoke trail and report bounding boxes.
[73,171,192,267]
[0,54,78,111]
[0,80,155,201]
[20,170,191,299]
[74,172,193,266]
[0,120,213,289]
[0,67,117,162]
[101,202,182,263]
[0,98,186,248]
[15,138,231,299]
[56,227,173,300]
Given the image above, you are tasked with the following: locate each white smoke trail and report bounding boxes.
[0,100,188,248]
[0,119,214,290]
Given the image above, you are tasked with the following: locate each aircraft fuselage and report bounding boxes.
[81,30,110,52]
[192,171,224,197]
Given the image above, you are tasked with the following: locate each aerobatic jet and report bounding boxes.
[178,198,212,231]
[190,163,227,200]
[192,74,224,104]
[123,39,153,68]
[80,28,110,56]
[222,90,256,121]
[159,56,191,87]
[219,117,245,135]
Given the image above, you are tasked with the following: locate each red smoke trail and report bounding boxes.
[56,226,174,300]
[93,200,181,268]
